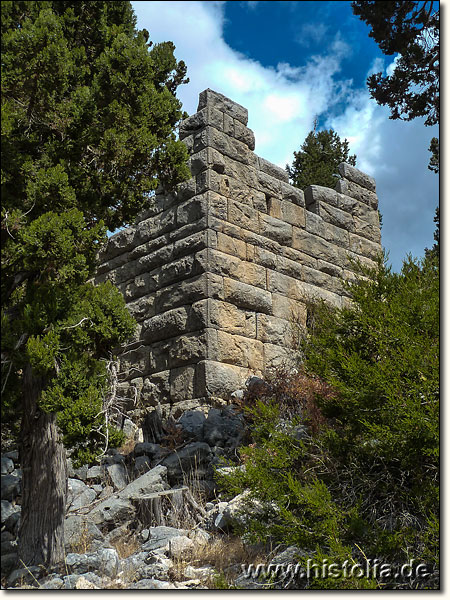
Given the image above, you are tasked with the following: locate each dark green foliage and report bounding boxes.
[1,1,190,463]
[428,137,439,173]
[219,254,439,588]
[287,129,356,191]
[352,1,439,176]
[352,1,439,127]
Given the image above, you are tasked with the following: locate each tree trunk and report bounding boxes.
[18,365,67,567]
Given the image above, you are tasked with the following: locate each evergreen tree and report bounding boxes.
[287,128,356,191]
[352,1,439,178]
[1,1,190,567]
[220,253,439,588]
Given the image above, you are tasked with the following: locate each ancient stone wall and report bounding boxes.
[95,89,382,417]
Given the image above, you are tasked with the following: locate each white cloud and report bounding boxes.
[131,0,438,270]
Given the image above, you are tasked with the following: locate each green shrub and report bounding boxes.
[219,254,439,589]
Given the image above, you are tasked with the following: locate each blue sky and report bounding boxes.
[131,1,439,272]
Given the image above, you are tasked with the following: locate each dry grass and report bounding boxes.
[117,437,136,456]
[68,523,93,554]
[110,532,141,559]
[168,534,265,587]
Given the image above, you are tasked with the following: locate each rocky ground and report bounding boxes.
[1,379,302,590]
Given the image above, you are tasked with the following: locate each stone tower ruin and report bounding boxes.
[95,89,382,417]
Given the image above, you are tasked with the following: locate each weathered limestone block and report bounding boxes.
[268,197,282,219]
[126,296,156,321]
[271,294,307,325]
[264,343,298,370]
[197,89,248,125]
[317,202,353,231]
[234,119,255,150]
[141,371,171,406]
[349,233,382,260]
[158,254,204,288]
[292,227,344,266]
[194,126,251,166]
[228,200,260,232]
[196,360,256,398]
[338,162,376,192]
[281,200,306,228]
[141,303,207,343]
[258,157,289,183]
[256,314,291,346]
[179,106,224,139]
[276,254,303,281]
[305,210,327,239]
[353,215,381,243]
[208,299,256,338]
[223,278,272,314]
[188,148,226,176]
[170,366,197,402]
[120,271,159,302]
[317,259,343,279]
[204,248,267,289]
[281,245,318,270]
[99,227,136,262]
[249,245,278,270]
[216,232,247,260]
[259,213,293,245]
[336,179,378,209]
[280,182,305,207]
[155,274,208,314]
[176,195,208,226]
[256,169,282,197]
[210,330,264,370]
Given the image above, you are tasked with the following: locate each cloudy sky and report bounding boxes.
[131,0,439,272]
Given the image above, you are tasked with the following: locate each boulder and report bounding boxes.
[67,478,96,512]
[1,474,21,501]
[1,499,20,524]
[142,526,188,551]
[161,442,211,482]
[65,548,120,579]
[87,495,135,527]
[107,463,128,490]
[64,515,104,551]
[166,535,194,558]
[134,442,162,458]
[6,565,42,588]
[203,407,245,448]
[1,456,14,475]
[177,410,206,440]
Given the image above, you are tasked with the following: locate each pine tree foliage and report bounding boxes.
[219,253,439,588]
[287,129,356,191]
[1,1,190,463]
[352,1,439,127]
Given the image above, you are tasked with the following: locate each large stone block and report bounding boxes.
[196,360,255,398]
[228,200,260,232]
[259,213,293,245]
[292,227,343,266]
[177,195,208,226]
[170,366,197,402]
[349,233,382,261]
[271,294,307,325]
[216,232,247,260]
[264,343,298,370]
[258,157,289,183]
[256,314,292,345]
[281,201,306,228]
[141,303,207,343]
[194,126,251,166]
[179,106,224,139]
[205,249,267,289]
[338,162,376,192]
[208,299,256,337]
[223,278,272,314]
[234,119,255,150]
[212,329,264,370]
[336,179,378,209]
[155,274,208,313]
[198,89,248,125]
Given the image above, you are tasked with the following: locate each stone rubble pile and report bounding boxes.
[2,384,297,589]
